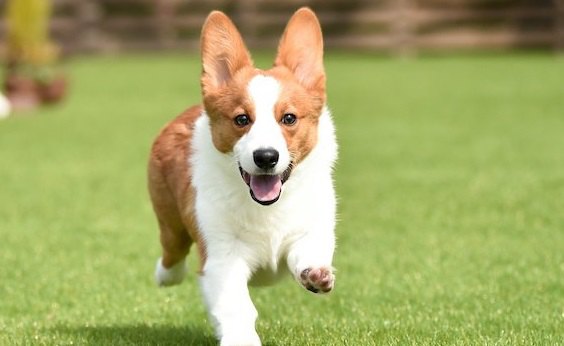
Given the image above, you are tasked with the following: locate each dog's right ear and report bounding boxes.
[200,11,253,93]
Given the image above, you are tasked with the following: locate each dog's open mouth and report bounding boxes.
[239,165,292,206]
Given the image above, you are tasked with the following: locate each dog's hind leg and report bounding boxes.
[155,218,191,287]
[149,162,193,287]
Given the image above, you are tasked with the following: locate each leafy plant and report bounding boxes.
[4,0,66,109]
[6,0,59,67]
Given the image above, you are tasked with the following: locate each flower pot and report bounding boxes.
[4,74,40,111]
[38,76,67,104]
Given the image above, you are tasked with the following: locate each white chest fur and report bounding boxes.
[190,109,337,277]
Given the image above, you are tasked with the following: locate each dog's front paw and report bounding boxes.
[300,267,334,293]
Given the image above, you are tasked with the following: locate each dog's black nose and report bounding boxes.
[253,148,279,170]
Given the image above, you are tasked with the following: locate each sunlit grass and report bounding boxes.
[1,53,563,345]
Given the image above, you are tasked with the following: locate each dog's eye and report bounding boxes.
[281,113,297,126]
[234,114,251,127]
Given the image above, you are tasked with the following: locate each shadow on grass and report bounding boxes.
[52,324,216,345]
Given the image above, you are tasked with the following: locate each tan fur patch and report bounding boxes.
[267,66,324,165]
[203,67,260,153]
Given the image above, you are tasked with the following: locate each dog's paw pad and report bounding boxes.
[300,267,334,293]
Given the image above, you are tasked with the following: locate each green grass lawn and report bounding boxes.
[1,53,563,345]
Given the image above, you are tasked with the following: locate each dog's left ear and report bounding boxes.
[274,7,325,94]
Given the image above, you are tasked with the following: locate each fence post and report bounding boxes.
[236,0,259,48]
[556,0,564,52]
[155,0,176,49]
[392,0,415,57]
[75,0,103,52]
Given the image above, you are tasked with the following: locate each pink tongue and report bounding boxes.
[250,175,282,202]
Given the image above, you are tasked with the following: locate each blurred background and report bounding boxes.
[0,0,562,54]
[0,0,562,113]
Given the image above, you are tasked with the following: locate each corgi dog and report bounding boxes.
[148,7,337,346]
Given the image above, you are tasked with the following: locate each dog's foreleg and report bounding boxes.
[287,227,336,294]
[200,256,261,346]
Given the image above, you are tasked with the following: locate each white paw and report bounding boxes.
[220,331,261,346]
[154,257,186,287]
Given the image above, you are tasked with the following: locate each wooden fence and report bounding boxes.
[0,0,562,55]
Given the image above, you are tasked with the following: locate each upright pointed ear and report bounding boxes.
[200,11,253,92]
[274,7,325,93]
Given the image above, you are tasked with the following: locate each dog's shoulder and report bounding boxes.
[150,105,202,167]
[149,105,203,198]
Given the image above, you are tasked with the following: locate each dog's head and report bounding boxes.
[200,8,326,206]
